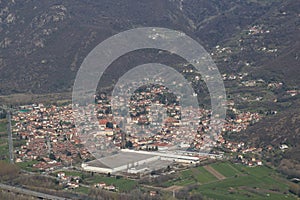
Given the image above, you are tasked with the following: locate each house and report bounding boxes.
[95,182,106,188]
[280,144,289,150]
[57,172,66,179]
[67,182,79,189]
[104,185,116,191]
[257,160,263,166]
[99,119,108,130]
[103,128,114,136]
[150,191,157,196]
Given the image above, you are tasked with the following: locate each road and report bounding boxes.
[141,184,183,192]
[0,183,71,200]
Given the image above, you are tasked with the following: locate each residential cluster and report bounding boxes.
[10,83,265,171]
[57,172,81,189]
[12,104,91,171]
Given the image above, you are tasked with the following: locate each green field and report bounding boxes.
[73,186,90,195]
[196,164,296,200]
[196,166,218,183]
[0,120,6,133]
[0,121,8,161]
[211,162,242,177]
[157,162,297,200]
[55,170,84,178]
[0,143,8,161]
[196,172,295,200]
[16,160,39,172]
[163,166,218,187]
[53,170,137,192]
[163,170,196,187]
[85,175,137,192]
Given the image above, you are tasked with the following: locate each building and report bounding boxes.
[82,149,200,174]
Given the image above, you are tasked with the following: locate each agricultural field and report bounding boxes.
[54,170,138,193]
[73,186,90,195]
[157,162,298,200]
[54,170,84,178]
[210,162,243,178]
[0,119,7,133]
[85,175,138,192]
[0,120,8,161]
[162,166,218,187]
[196,166,219,183]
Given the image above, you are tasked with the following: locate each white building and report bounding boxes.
[82,149,200,174]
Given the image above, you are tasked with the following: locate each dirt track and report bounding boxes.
[203,165,226,180]
[142,184,183,192]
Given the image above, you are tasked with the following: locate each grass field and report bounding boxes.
[0,120,6,133]
[196,166,219,183]
[196,173,295,200]
[210,162,242,177]
[16,160,39,172]
[156,162,298,200]
[74,186,90,195]
[85,175,137,192]
[0,143,8,160]
[0,121,8,161]
[162,166,218,187]
[55,170,84,178]
[197,164,297,200]
[164,170,196,186]
[53,170,137,192]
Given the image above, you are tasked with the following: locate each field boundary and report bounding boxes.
[203,165,226,180]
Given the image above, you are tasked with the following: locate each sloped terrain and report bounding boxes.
[231,100,300,177]
[0,0,299,176]
[1,0,299,95]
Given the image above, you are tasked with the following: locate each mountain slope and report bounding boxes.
[1,0,299,95]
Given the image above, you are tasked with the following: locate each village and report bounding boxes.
[9,84,266,182]
[6,65,299,194]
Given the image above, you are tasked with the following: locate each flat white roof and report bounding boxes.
[85,152,155,169]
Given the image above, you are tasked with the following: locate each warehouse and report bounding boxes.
[82,151,160,174]
[82,149,200,174]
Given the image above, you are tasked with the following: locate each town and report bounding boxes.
[7,83,267,193]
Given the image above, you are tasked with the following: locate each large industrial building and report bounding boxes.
[82,149,200,174]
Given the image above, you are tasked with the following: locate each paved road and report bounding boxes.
[0,183,71,200]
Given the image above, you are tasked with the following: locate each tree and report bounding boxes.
[289,184,300,197]
[49,153,56,160]
[66,151,72,156]
[106,122,113,129]
[0,161,19,181]
[167,165,171,171]
[125,140,133,148]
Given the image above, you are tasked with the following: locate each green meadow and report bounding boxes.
[158,162,297,200]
